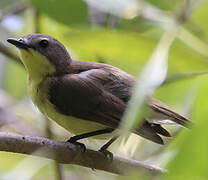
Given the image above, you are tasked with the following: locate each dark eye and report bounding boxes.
[39,39,48,48]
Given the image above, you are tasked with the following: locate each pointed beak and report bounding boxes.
[7,38,30,49]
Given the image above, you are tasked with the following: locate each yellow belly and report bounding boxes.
[28,78,112,139]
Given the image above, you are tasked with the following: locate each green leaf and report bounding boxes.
[190,0,208,42]
[164,75,208,179]
[144,0,181,10]
[3,60,27,99]
[164,71,208,85]
[30,0,88,26]
[0,0,18,8]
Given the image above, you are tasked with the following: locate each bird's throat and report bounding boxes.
[19,48,56,82]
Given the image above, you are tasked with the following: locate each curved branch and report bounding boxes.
[0,132,166,175]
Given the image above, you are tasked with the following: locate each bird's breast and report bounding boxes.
[28,77,111,139]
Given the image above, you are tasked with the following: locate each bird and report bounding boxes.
[7,34,190,155]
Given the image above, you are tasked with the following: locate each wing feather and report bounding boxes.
[49,61,190,144]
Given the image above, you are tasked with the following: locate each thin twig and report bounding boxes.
[0,132,167,175]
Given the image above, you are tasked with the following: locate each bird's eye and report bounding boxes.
[39,39,48,48]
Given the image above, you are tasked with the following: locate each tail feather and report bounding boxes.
[148,97,192,128]
[134,121,167,145]
[151,123,172,137]
[133,98,192,144]
[151,105,191,127]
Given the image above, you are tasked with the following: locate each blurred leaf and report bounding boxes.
[29,0,175,32]
[0,152,27,174]
[30,0,88,26]
[164,71,208,85]
[144,0,181,10]
[177,27,208,57]
[85,0,139,18]
[190,0,208,42]
[0,0,18,8]
[164,75,208,179]
[3,60,27,99]
[117,17,154,32]
[154,77,196,116]
[1,155,52,180]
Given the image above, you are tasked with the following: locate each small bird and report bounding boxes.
[7,34,190,154]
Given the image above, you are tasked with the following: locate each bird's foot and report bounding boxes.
[66,138,86,153]
[98,148,113,163]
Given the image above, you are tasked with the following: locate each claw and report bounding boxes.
[67,138,86,153]
[91,167,96,171]
[98,149,113,162]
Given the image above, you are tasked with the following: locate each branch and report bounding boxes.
[0,132,166,175]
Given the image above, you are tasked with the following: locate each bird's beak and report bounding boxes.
[7,38,30,49]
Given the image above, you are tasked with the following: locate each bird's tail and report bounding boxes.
[134,121,172,144]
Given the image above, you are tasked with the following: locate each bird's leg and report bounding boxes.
[98,136,118,162]
[67,128,114,152]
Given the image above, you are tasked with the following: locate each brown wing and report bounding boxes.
[49,71,126,128]
[49,67,166,144]
[73,61,191,127]
[49,60,190,144]
[70,60,134,102]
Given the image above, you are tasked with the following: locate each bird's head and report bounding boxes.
[7,34,72,79]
